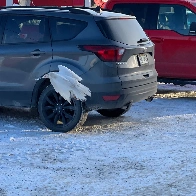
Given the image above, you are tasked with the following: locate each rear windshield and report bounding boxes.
[97,18,149,45]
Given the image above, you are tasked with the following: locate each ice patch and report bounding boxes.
[10,137,15,142]
[4,124,15,128]
[46,65,91,103]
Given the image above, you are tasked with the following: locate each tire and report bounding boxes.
[38,85,87,133]
[97,103,131,118]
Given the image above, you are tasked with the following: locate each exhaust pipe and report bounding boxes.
[145,96,154,102]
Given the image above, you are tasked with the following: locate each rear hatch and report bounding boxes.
[96,16,157,89]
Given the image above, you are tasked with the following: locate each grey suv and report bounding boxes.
[0,6,157,132]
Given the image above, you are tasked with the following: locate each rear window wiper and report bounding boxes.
[137,38,148,43]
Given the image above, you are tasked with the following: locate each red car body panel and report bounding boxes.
[0,0,85,7]
[105,0,196,81]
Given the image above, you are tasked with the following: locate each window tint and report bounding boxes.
[50,17,87,41]
[158,4,196,35]
[97,19,149,46]
[2,15,49,44]
[186,9,196,35]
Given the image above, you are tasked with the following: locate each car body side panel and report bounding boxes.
[147,30,196,79]
[0,43,52,107]
[105,0,196,11]
[0,15,52,107]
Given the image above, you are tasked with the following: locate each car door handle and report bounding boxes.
[150,37,164,43]
[31,50,45,56]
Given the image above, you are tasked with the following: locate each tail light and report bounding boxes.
[102,95,120,101]
[81,45,125,62]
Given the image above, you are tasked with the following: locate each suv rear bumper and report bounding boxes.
[85,77,157,111]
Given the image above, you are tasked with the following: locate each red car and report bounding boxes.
[105,0,196,85]
[0,0,86,7]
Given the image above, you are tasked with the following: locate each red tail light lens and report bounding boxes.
[102,95,120,101]
[81,45,125,62]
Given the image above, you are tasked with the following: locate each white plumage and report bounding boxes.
[47,65,91,103]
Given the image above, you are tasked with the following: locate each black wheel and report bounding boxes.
[38,85,86,133]
[97,103,131,118]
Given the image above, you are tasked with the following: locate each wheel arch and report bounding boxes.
[50,60,87,75]
[30,60,87,108]
[31,78,51,108]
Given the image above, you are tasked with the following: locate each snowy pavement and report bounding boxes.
[1,84,196,196]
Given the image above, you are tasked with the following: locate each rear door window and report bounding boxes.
[2,15,50,44]
[97,18,149,45]
[49,17,87,41]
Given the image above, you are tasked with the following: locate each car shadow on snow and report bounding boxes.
[0,106,129,135]
[77,111,139,134]
[81,96,196,133]
[0,106,51,135]
[0,95,196,135]
[0,105,138,135]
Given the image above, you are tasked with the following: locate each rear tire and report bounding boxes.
[97,103,131,117]
[38,85,87,133]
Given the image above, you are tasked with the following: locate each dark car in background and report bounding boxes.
[105,0,196,85]
[0,7,157,132]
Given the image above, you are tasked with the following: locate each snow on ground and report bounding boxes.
[1,84,196,196]
[158,83,196,92]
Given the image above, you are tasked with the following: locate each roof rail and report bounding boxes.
[58,7,92,15]
[59,6,112,14]
[1,6,57,8]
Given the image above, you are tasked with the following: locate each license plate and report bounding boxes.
[138,53,148,65]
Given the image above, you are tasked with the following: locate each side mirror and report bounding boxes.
[189,22,196,35]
